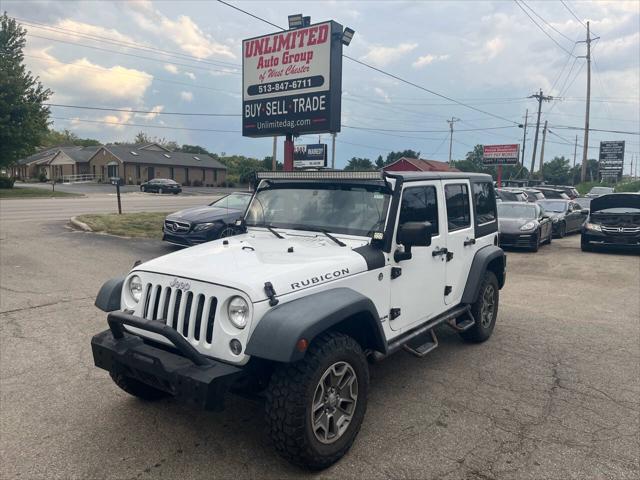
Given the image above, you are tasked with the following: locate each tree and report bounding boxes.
[179,144,210,155]
[385,149,420,166]
[0,13,52,168]
[375,155,384,169]
[42,129,100,147]
[542,156,571,184]
[132,131,178,150]
[261,155,282,171]
[344,157,374,170]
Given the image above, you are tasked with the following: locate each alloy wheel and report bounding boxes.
[480,284,496,328]
[311,361,358,444]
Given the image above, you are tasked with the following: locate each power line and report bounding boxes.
[560,0,591,33]
[215,0,521,126]
[550,125,640,135]
[45,103,241,117]
[549,43,577,94]
[16,17,241,69]
[514,0,576,56]
[342,125,517,134]
[26,33,240,75]
[51,116,240,133]
[519,0,576,44]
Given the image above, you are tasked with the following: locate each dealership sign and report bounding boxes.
[294,143,327,168]
[482,144,520,165]
[242,21,343,137]
[599,141,625,178]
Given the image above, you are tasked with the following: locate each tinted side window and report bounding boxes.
[398,186,439,236]
[445,184,471,231]
[473,182,496,224]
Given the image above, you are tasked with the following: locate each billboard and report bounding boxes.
[599,141,625,180]
[242,21,343,138]
[294,143,327,168]
[482,144,520,165]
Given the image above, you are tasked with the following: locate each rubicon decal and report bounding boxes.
[291,268,350,290]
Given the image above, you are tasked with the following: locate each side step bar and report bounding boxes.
[373,305,475,361]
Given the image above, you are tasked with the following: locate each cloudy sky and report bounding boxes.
[4,0,639,171]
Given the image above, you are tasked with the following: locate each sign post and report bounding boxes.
[482,144,520,188]
[599,141,625,183]
[242,18,350,171]
[111,177,123,214]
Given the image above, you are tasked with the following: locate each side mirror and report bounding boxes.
[397,221,432,248]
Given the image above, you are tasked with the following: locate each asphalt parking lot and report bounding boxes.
[0,201,638,479]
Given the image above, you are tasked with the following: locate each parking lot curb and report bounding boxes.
[69,216,92,232]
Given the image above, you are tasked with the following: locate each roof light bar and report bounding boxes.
[255,171,385,181]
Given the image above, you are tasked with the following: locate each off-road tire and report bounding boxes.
[109,370,169,401]
[265,332,369,470]
[460,271,499,343]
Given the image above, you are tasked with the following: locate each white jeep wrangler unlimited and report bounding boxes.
[92,170,506,469]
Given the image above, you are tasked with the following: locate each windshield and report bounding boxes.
[211,193,251,210]
[245,185,391,236]
[497,203,537,219]
[538,201,567,213]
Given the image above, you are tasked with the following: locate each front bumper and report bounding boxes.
[499,232,537,248]
[162,229,215,246]
[581,230,640,248]
[92,312,244,410]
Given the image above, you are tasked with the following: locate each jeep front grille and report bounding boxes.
[141,283,217,345]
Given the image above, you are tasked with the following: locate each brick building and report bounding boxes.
[383,157,459,173]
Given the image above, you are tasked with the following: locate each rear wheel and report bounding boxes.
[109,370,169,401]
[218,226,236,238]
[265,332,369,470]
[460,271,499,343]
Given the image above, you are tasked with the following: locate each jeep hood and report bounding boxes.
[134,230,373,302]
[590,193,640,213]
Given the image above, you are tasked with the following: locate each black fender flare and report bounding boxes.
[95,277,124,312]
[461,245,506,304]
[245,287,386,363]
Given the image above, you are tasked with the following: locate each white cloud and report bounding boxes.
[361,43,418,67]
[127,0,235,59]
[412,54,450,68]
[184,72,196,80]
[472,36,505,63]
[69,110,133,131]
[99,110,134,130]
[180,91,194,102]
[164,64,179,74]
[27,47,153,104]
[56,19,140,45]
[374,87,391,103]
[137,105,164,120]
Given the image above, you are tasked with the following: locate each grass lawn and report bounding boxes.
[76,212,169,239]
[0,187,83,198]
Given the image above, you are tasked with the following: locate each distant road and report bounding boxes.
[0,193,223,224]
[15,182,244,196]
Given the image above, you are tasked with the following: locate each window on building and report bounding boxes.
[445,184,471,231]
[398,186,439,237]
[107,164,118,178]
[472,182,496,225]
[169,167,174,179]
[136,165,141,179]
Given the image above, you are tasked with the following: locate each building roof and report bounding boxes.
[17,146,101,165]
[384,157,460,172]
[101,145,227,170]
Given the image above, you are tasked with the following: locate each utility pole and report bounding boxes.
[528,90,553,176]
[573,135,578,169]
[272,136,277,171]
[447,117,460,164]
[331,132,336,169]
[539,121,548,179]
[521,109,528,167]
[578,21,598,182]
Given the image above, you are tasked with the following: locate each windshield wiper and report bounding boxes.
[265,225,284,239]
[295,227,346,247]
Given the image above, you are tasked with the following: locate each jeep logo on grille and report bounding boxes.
[169,278,191,291]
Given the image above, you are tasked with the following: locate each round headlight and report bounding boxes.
[228,296,249,329]
[129,275,143,303]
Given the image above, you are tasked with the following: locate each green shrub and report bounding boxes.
[0,176,15,189]
[38,172,48,182]
[615,180,640,192]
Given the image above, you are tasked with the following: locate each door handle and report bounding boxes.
[432,247,448,257]
[464,238,476,246]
